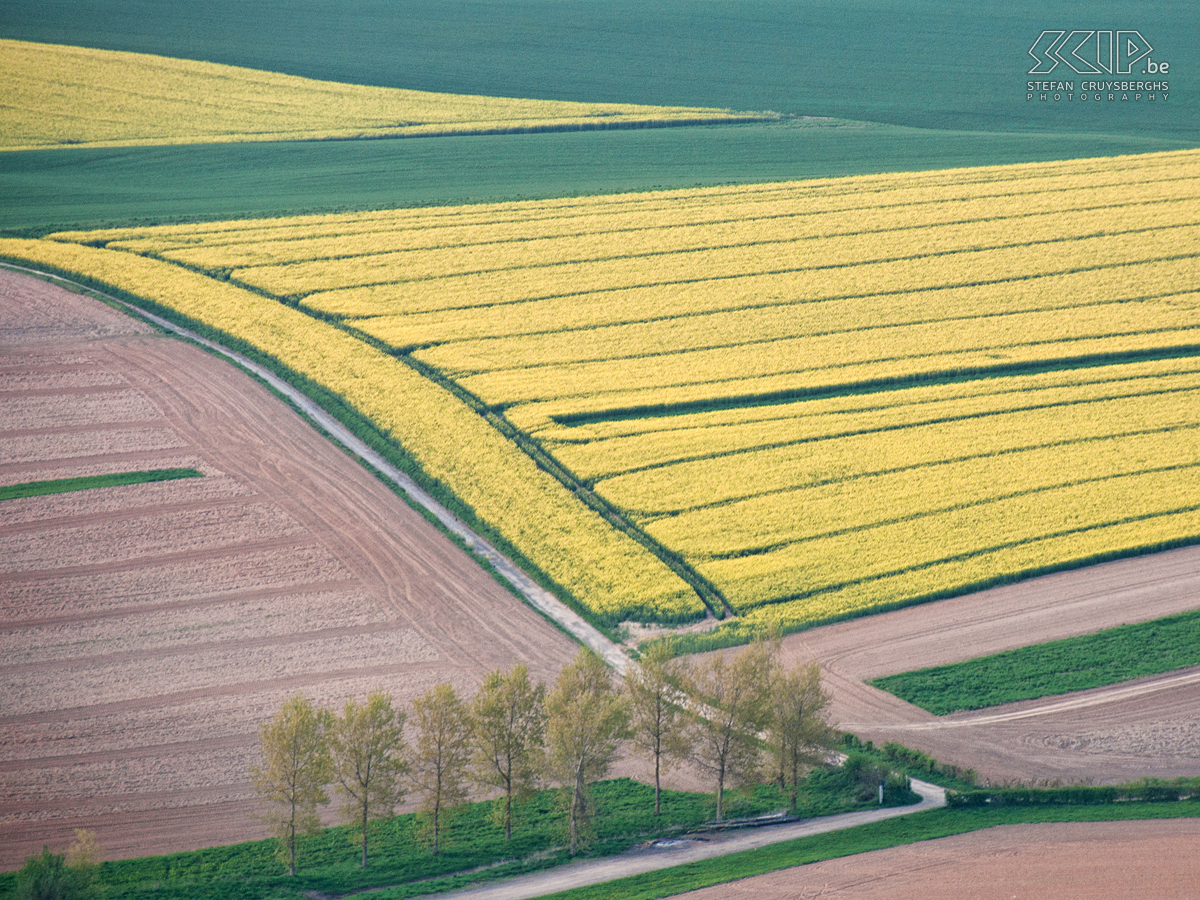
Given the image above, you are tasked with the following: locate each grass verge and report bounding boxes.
[0,468,203,501]
[0,773,904,898]
[869,609,1200,714]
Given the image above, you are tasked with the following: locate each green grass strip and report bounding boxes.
[0,468,204,501]
[870,609,1200,715]
[535,802,1200,900]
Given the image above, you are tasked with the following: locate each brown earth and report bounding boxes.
[676,818,1200,899]
[0,270,582,868]
[777,543,1200,785]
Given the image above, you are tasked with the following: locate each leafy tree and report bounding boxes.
[471,664,546,839]
[769,658,836,809]
[63,830,99,897]
[626,640,692,815]
[685,639,775,821]
[251,693,333,875]
[328,692,408,867]
[544,648,630,855]
[410,683,471,854]
[15,847,86,900]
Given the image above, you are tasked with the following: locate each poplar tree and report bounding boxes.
[251,694,333,876]
[409,683,470,854]
[685,640,774,821]
[471,664,546,839]
[328,692,408,867]
[544,648,629,855]
[626,640,692,815]
[769,658,835,809]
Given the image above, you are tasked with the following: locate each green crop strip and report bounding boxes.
[0,468,204,501]
[871,609,1200,714]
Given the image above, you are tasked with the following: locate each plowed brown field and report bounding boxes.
[677,819,1200,899]
[778,544,1200,784]
[0,270,579,868]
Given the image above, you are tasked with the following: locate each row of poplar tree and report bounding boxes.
[253,638,835,875]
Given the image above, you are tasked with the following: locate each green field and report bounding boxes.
[1,0,1194,140]
[0,469,203,501]
[2,1,1195,234]
[4,125,1186,235]
[870,610,1200,714]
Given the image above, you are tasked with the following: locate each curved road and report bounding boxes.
[435,778,946,900]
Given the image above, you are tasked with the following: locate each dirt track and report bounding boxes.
[780,544,1200,784]
[0,270,579,868]
[676,818,1200,899]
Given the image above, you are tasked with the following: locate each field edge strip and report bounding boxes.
[0,468,204,501]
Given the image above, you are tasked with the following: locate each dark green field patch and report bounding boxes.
[2,124,1186,235]
[0,468,204,501]
[871,609,1200,715]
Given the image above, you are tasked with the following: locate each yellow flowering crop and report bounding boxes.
[0,39,763,151]
[21,147,1200,637]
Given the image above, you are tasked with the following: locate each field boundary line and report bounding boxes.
[0,262,630,672]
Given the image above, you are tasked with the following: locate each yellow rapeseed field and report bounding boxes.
[14,147,1200,640]
[0,39,761,151]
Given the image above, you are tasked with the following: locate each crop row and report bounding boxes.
[542,359,1200,476]
[127,177,1199,273]
[383,257,1200,371]
[350,255,1196,356]
[701,465,1200,611]
[728,505,1200,638]
[576,373,1200,498]
[219,201,1198,300]
[292,220,1195,334]
[645,424,1200,558]
[454,294,1200,407]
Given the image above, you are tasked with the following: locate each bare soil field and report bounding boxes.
[778,544,1200,784]
[0,270,580,868]
[677,818,1200,899]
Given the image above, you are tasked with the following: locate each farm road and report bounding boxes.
[435,779,945,900]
